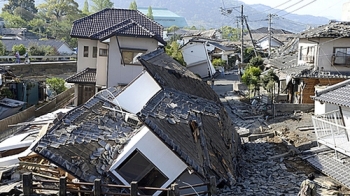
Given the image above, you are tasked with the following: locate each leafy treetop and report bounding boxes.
[146,6,154,20]
[129,0,137,10]
[90,0,114,13]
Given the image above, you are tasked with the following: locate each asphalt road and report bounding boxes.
[212,70,241,99]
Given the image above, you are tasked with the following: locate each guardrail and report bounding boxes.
[0,55,77,63]
[22,173,217,196]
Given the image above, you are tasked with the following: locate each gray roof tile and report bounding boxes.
[313,80,350,107]
[300,21,350,38]
[71,8,166,45]
[139,88,238,180]
[34,49,240,187]
[65,68,96,84]
[138,49,221,102]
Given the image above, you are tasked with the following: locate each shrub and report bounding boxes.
[12,44,26,55]
[46,77,67,95]
[212,58,226,68]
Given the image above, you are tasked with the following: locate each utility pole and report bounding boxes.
[268,14,276,58]
[244,16,257,57]
[240,5,244,65]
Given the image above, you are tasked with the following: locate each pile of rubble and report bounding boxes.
[219,138,345,196]
[219,91,350,195]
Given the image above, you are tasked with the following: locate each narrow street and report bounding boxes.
[212,71,350,195]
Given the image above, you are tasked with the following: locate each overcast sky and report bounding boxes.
[238,0,349,20]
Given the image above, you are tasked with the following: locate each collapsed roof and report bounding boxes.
[33,48,241,188]
[299,21,350,38]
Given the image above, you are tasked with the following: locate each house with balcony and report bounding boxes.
[265,22,350,104]
[33,48,241,195]
[308,79,350,188]
[66,8,166,105]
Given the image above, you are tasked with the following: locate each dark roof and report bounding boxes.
[208,41,235,51]
[266,53,298,69]
[138,48,220,102]
[256,35,284,45]
[138,49,240,183]
[180,39,234,51]
[0,28,26,35]
[313,79,350,107]
[33,48,240,186]
[65,68,96,84]
[265,53,313,79]
[251,27,294,34]
[71,8,166,45]
[0,40,71,52]
[299,21,350,38]
[139,88,238,182]
[33,87,133,184]
[266,54,350,79]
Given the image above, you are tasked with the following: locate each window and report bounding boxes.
[333,47,350,65]
[83,46,89,57]
[99,48,108,56]
[299,46,314,63]
[116,150,168,195]
[92,47,97,58]
[121,50,146,65]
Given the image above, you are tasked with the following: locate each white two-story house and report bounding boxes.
[66,8,166,105]
[272,21,350,104]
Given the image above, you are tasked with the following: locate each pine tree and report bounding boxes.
[146,6,153,20]
[129,0,137,10]
[82,0,90,15]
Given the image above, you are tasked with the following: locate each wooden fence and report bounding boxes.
[22,173,217,196]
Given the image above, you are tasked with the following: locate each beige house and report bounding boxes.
[66,8,166,105]
[266,22,350,104]
[292,21,350,103]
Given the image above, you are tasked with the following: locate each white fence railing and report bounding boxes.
[312,110,350,149]
[0,55,77,61]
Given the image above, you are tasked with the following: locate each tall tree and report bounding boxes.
[2,0,37,15]
[146,6,153,20]
[0,11,26,28]
[165,41,185,66]
[90,0,113,13]
[38,0,81,21]
[129,0,137,10]
[82,0,90,15]
[28,18,46,37]
[37,0,82,47]
[13,7,35,21]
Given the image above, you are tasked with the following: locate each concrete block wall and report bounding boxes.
[274,103,314,116]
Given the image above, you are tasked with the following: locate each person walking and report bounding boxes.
[24,52,30,64]
[15,51,20,63]
[298,173,317,196]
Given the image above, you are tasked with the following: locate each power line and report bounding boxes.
[274,0,305,14]
[262,0,292,13]
[280,0,317,17]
